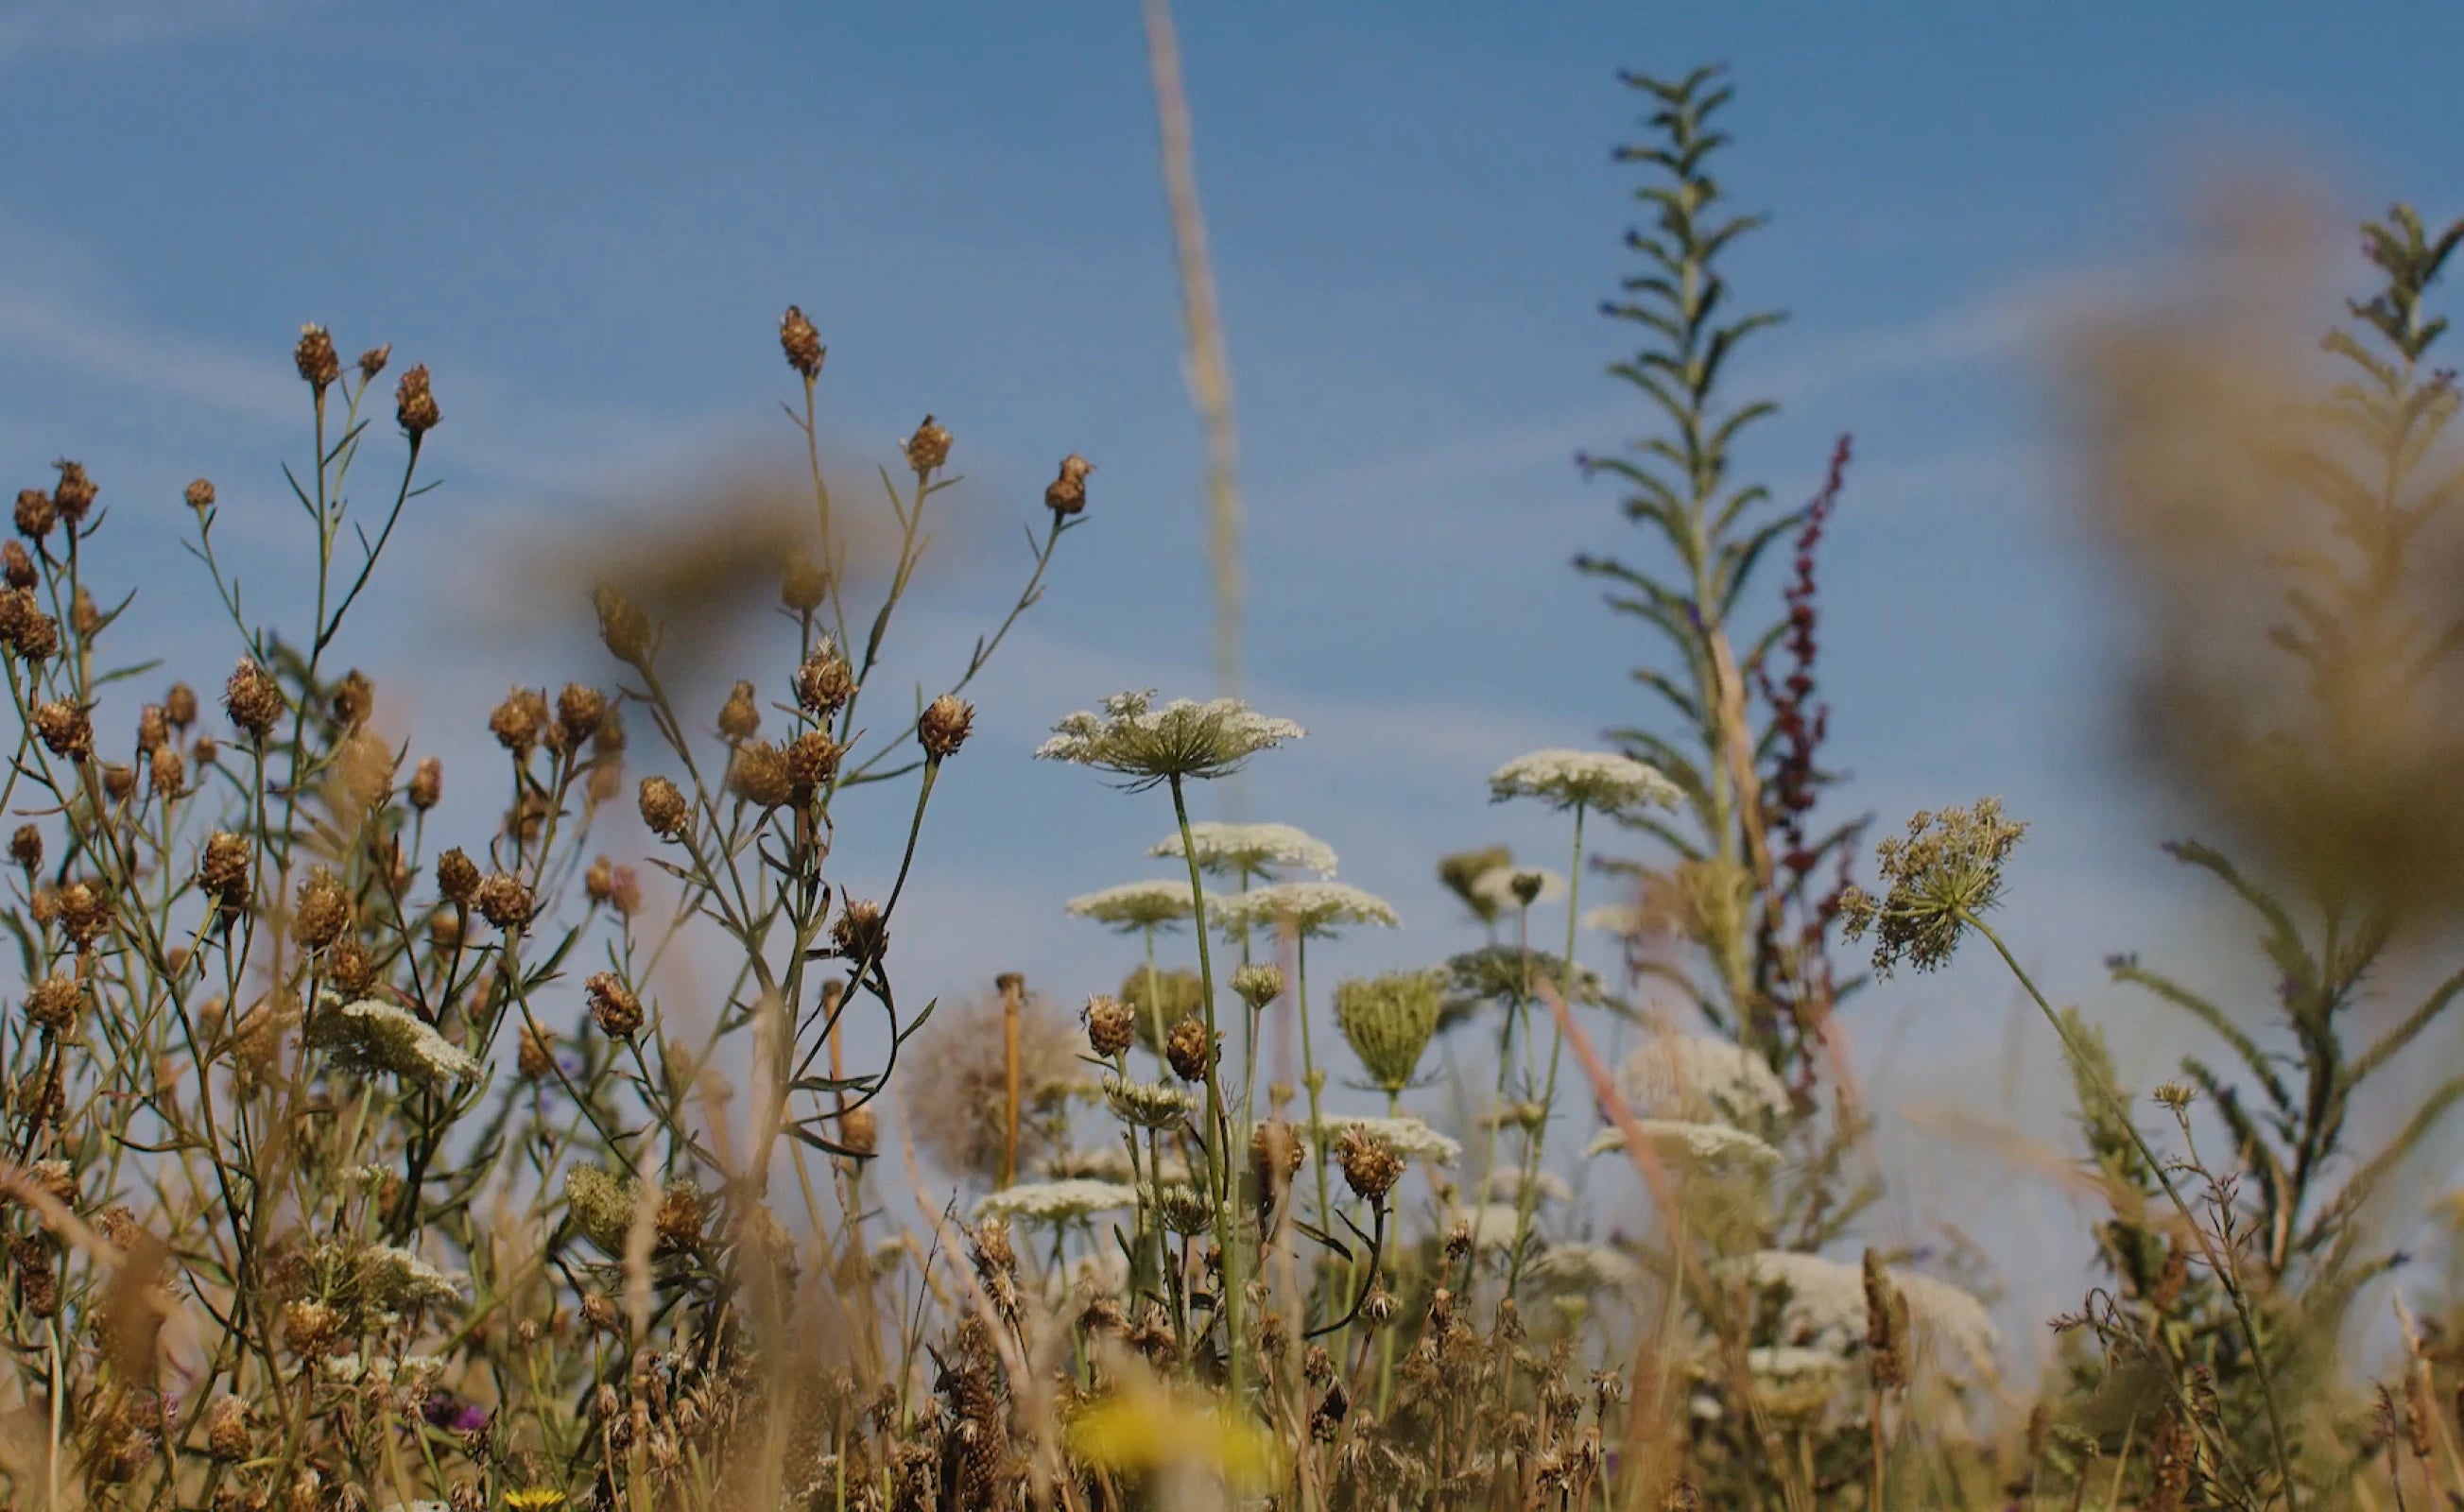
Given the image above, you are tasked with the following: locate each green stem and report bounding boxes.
[1508,802,1586,1292]
[1168,774,1245,1409]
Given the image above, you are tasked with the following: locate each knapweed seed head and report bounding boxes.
[223,659,284,739]
[1334,970,1443,1094]
[50,461,95,526]
[9,825,38,873]
[490,686,549,757]
[357,343,390,381]
[434,848,480,906]
[294,868,350,950]
[1065,880,1193,932]
[395,364,440,438]
[779,305,825,378]
[556,684,606,751]
[1045,453,1094,519]
[11,488,52,542]
[1232,962,1284,1010]
[33,699,90,761]
[0,541,30,589]
[25,975,79,1034]
[164,681,197,729]
[794,643,856,716]
[474,873,535,933]
[718,680,760,743]
[1163,1017,1216,1082]
[586,972,643,1038]
[1084,995,1137,1058]
[147,745,183,798]
[408,756,443,811]
[1336,1126,1404,1204]
[328,668,374,730]
[726,740,794,808]
[183,477,215,516]
[832,898,887,962]
[7,603,55,662]
[1036,689,1301,789]
[786,730,842,797]
[918,694,974,760]
[1489,748,1681,816]
[295,324,341,390]
[593,584,655,667]
[1837,799,2027,975]
[904,415,953,475]
[839,1105,878,1157]
[198,832,250,910]
[638,776,689,839]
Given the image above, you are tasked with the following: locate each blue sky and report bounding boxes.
[8,0,2464,1354]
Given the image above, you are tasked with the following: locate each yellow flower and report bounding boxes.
[1067,1382,1278,1487]
[505,1490,566,1510]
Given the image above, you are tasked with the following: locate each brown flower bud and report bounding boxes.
[328,669,373,730]
[136,703,168,754]
[395,363,440,438]
[903,415,952,475]
[489,686,547,756]
[474,873,534,933]
[580,1291,620,1332]
[191,733,218,766]
[717,680,760,743]
[638,776,689,839]
[149,744,184,798]
[57,881,107,946]
[408,756,443,811]
[10,606,56,662]
[9,825,37,873]
[295,324,341,390]
[1337,1126,1404,1204]
[294,868,349,950]
[324,937,375,996]
[198,832,250,908]
[283,1298,338,1357]
[183,478,215,515]
[51,461,95,527]
[0,541,30,589]
[164,681,198,729]
[205,1396,251,1462]
[357,344,390,381]
[593,583,654,666]
[25,976,79,1033]
[654,1184,704,1250]
[779,305,825,378]
[609,865,641,917]
[33,699,90,760]
[794,646,855,716]
[832,898,887,962]
[1251,1120,1304,1185]
[1083,995,1135,1058]
[838,1105,878,1157]
[781,550,829,613]
[223,659,284,738]
[786,730,841,797]
[584,855,614,904]
[70,585,98,639]
[1044,454,1094,519]
[586,972,642,1038]
[917,694,974,760]
[517,1024,554,1079]
[11,489,52,541]
[101,763,134,801]
[556,684,606,751]
[1164,1017,1215,1083]
[727,740,794,808]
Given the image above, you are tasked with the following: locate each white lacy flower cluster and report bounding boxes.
[1446,1203,1526,1251]
[310,998,481,1086]
[1584,1119,1782,1169]
[1037,690,1303,785]
[1063,880,1194,930]
[976,1179,1138,1224]
[1725,1249,1998,1376]
[1471,866,1567,912]
[1305,1115,1460,1165]
[1526,1242,1646,1293]
[1212,881,1400,937]
[1612,1034,1791,1124]
[324,1352,450,1388]
[1489,747,1681,815]
[1151,821,1338,879]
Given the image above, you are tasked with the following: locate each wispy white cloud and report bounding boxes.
[0,0,326,66]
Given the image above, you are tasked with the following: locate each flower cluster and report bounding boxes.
[1063,880,1195,931]
[1211,881,1400,938]
[1149,820,1338,879]
[1036,691,1303,788]
[1489,747,1680,815]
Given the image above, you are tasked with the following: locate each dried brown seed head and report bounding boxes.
[100,763,134,801]
[327,669,373,730]
[33,699,91,760]
[556,684,607,753]
[580,1291,620,1332]
[357,343,390,381]
[717,679,760,742]
[786,730,842,797]
[294,868,349,950]
[198,832,250,906]
[1045,454,1094,518]
[904,415,953,475]
[183,478,215,515]
[1336,1125,1404,1204]
[654,1184,703,1250]
[638,776,689,838]
[325,938,375,996]
[794,645,856,715]
[592,583,654,666]
[727,740,794,808]
[294,324,341,390]
[918,694,974,760]
[832,898,887,962]
[609,865,641,916]
[584,855,614,903]
[0,541,30,588]
[1083,995,1135,1058]
[489,686,548,756]
[9,825,37,873]
[136,704,168,753]
[51,461,95,525]
[517,1024,554,1079]
[779,305,825,378]
[25,976,79,1033]
[586,972,643,1038]
[395,363,440,437]
[149,745,184,798]
[9,607,56,662]
[839,1105,878,1157]
[435,847,480,905]
[164,681,198,729]
[408,756,443,811]
[223,660,284,738]
[474,873,535,932]
[781,550,829,612]
[11,488,52,541]
[1163,1016,1215,1082]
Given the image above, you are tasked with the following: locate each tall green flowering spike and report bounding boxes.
[1334,970,1444,1094]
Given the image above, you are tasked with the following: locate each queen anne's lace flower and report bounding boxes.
[1480,1168,1573,1205]
[1448,1202,1528,1251]
[1064,880,1195,931]
[1472,866,1567,911]
[975,1179,1137,1224]
[1581,902,1650,936]
[1726,1250,1998,1375]
[1211,881,1399,938]
[1439,946,1609,1028]
[1150,821,1337,879]
[1584,1119,1783,1168]
[1103,1076,1198,1129]
[1490,748,1681,815]
[1036,690,1302,788]
[310,997,481,1086]
[1612,1035,1791,1124]
[1305,1115,1459,1165]
[359,1245,468,1311]
[1747,1346,1849,1379]
[1526,1241,1646,1292]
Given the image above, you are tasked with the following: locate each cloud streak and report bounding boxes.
[0,0,325,67]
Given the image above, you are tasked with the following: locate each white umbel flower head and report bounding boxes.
[310,997,481,1086]
[1103,1075,1199,1130]
[1151,821,1338,880]
[1747,1346,1850,1379]
[1448,1202,1528,1251]
[1036,690,1303,788]
[1306,1114,1460,1165]
[1581,902,1650,936]
[1726,1250,1999,1376]
[1472,867,1567,912]
[1212,881,1400,939]
[975,1179,1138,1224]
[1526,1241,1646,1293]
[1064,880,1195,932]
[1490,748,1681,815]
[1480,1167,1573,1205]
[1585,1119,1783,1170]
[1613,1034,1791,1125]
